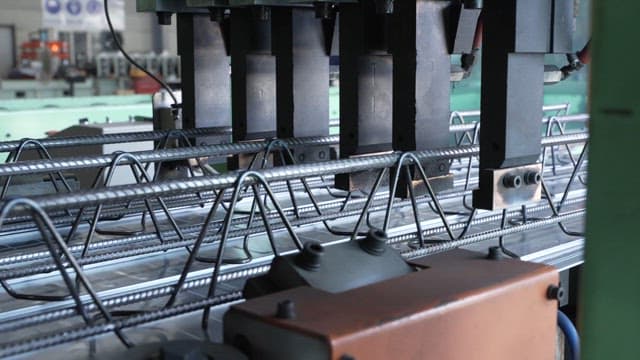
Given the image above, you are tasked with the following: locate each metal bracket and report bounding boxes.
[473,164,542,210]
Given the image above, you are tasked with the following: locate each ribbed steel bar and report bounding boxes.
[449,103,570,120]
[0,135,340,177]
[0,104,571,154]
[401,209,585,258]
[0,265,270,334]
[0,126,232,153]
[14,132,587,214]
[0,291,243,359]
[0,190,586,280]
[449,113,589,133]
[0,177,330,234]
[0,113,587,178]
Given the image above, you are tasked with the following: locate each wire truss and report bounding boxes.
[0,109,588,357]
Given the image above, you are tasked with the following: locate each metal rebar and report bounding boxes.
[12,132,586,215]
[0,127,232,153]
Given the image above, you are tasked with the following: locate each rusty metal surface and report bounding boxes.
[225,249,558,360]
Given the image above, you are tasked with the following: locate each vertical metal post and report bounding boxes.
[473,0,553,210]
[392,0,454,195]
[272,6,334,164]
[177,13,231,146]
[582,1,640,358]
[229,6,277,169]
[336,0,394,191]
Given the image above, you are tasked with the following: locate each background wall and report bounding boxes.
[0,0,178,62]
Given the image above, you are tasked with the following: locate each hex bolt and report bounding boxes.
[319,151,326,160]
[360,229,388,256]
[296,241,324,271]
[276,300,296,319]
[486,246,504,260]
[547,285,565,301]
[524,171,542,185]
[502,174,523,189]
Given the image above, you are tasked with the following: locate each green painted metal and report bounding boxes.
[137,0,210,12]
[186,0,228,7]
[581,1,640,359]
[0,95,153,144]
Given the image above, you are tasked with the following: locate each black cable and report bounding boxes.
[103,0,179,106]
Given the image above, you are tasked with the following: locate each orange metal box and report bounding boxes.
[224,249,559,360]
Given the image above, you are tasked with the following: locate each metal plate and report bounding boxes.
[473,164,543,210]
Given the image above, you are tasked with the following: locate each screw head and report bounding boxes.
[502,174,523,189]
[276,300,296,319]
[547,285,564,301]
[297,241,324,271]
[487,246,504,260]
[360,229,388,256]
[524,171,542,185]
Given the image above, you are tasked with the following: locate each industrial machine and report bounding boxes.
[0,0,602,359]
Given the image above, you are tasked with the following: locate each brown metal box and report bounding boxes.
[224,249,559,360]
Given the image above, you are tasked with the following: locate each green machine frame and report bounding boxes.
[582,0,640,358]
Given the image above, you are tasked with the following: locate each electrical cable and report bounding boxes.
[558,310,581,360]
[103,0,179,106]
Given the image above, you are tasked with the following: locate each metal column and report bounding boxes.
[336,0,393,191]
[229,6,277,169]
[392,0,454,194]
[582,0,640,358]
[177,14,231,146]
[272,6,335,164]
[473,0,551,210]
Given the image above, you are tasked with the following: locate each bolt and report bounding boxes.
[276,300,296,319]
[502,174,523,189]
[360,229,388,256]
[438,163,446,172]
[298,154,305,162]
[524,171,542,185]
[296,241,324,271]
[319,151,326,159]
[487,246,504,260]
[547,285,564,301]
